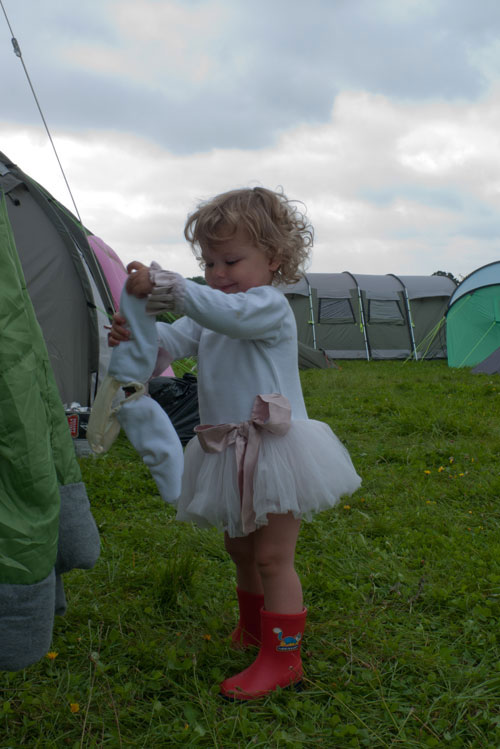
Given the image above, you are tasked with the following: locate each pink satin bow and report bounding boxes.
[194,394,292,534]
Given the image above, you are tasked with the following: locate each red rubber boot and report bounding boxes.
[221,608,307,701]
[231,588,264,649]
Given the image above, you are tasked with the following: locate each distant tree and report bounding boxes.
[188,276,207,285]
[433,270,459,285]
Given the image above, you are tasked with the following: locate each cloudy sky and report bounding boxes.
[2,0,500,281]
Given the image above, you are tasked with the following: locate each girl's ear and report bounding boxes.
[268,257,280,272]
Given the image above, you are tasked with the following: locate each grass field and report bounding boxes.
[2,360,499,748]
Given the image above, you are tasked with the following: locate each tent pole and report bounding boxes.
[404,289,418,360]
[344,271,370,360]
[305,275,317,349]
[357,288,370,360]
[390,273,418,360]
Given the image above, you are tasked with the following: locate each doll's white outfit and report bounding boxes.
[87,287,183,503]
[147,269,361,538]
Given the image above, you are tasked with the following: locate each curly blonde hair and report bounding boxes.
[184,186,313,285]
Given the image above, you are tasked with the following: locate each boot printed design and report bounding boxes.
[273,628,302,652]
[220,608,307,701]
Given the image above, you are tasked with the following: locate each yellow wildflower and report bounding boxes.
[46,651,58,660]
[424,470,431,475]
[203,634,211,641]
[343,504,351,510]
[69,703,80,713]
[438,466,444,472]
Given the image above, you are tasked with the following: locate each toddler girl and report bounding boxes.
[109,187,361,700]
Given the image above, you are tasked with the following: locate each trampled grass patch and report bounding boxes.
[1,361,499,747]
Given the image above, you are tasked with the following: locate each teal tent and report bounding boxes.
[446,261,500,368]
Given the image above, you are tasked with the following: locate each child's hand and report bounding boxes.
[108,313,130,347]
[126,261,154,298]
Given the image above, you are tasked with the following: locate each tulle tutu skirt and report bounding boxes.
[175,419,361,538]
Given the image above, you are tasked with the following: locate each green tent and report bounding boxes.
[0,191,100,671]
[446,261,500,368]
[282,273,456,360]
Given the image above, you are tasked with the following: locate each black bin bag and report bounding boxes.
[148,373,199,446]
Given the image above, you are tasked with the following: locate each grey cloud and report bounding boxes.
[1,0,498,154]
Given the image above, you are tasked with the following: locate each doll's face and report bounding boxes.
[202,227,279,294]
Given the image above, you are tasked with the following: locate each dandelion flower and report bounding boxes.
[343,505,351,510]
[69,703,80,713]
[46,651,58,660]
[438,466,444,473]
[203,634,211,641]
[424,470,431,475]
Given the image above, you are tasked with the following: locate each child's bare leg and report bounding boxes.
[224,532,263,594]
[253,513,302,613]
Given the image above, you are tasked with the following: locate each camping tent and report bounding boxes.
[282,272,456,360]
[0,197,100,670]
[0,151,128,407]
[447,261,500,369]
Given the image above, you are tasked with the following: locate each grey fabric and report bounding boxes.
[0,570,55,671]
[0,485,99,671]
[395,274,457,300]
[55,482,100,574]
[472,347,500,374]
[353,273,403,300]
[0,151,115,408]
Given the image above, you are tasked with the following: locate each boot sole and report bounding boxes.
[219,680,303,702]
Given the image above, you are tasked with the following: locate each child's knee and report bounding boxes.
[254,548,288,578]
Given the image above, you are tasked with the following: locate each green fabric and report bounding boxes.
[0,193,81,584]
[447,287,500,367]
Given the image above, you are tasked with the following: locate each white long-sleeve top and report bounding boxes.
[152,279,309,425]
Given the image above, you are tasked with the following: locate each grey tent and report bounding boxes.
[0,152,116,407]
[281,272,456,360]
[471,348,500,375]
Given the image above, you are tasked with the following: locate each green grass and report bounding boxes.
[2,361,500,748]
